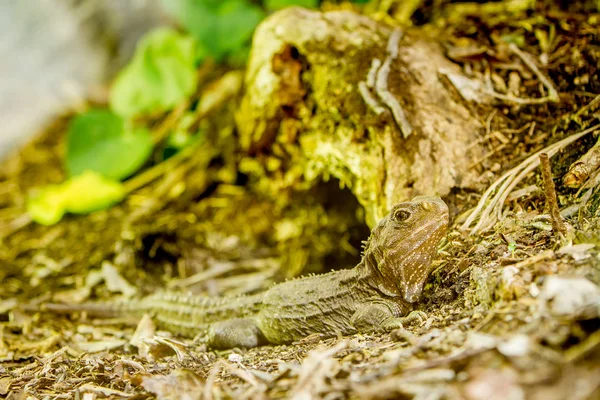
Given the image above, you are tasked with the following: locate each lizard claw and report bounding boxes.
[403,310,427,324]
[382,311,427,331]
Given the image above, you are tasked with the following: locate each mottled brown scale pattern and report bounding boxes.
[258,266,383,343]
[45,196,449,349]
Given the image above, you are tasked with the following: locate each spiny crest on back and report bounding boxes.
[360,237,372,257]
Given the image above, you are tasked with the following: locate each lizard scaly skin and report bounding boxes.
[46,196,449,349]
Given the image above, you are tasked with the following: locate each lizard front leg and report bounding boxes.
[350,299,425,332]
[205,318,268,349]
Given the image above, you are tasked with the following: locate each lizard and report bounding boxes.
[44,196,449,349]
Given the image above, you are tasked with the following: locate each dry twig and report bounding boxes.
[290,341,347,400]
[461,124,599,234]
[563,136,600,189]
[358,81,386,115]
[539,153,567,235]
[375,30,413,138]
[358,29,413,138]
[483,43,559,105]
[366,58,381,88]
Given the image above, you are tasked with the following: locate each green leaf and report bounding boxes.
[66,109,153,180]
[110,28,197,117]
[265,0,319,10]
[26,186,66,226]
[27,171,126,226]
[500,33,526,48]
[507,242,517,254]
[161,0,265,60]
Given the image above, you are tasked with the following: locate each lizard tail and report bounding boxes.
[41,293,263,338]
[43,300,144,318]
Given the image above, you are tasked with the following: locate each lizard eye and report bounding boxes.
[393,209,411,222]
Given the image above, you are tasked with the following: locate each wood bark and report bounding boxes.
[236,7,485,226]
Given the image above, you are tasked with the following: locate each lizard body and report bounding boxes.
[46,196,449,349]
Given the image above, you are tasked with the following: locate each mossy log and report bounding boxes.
[236,7,485,226]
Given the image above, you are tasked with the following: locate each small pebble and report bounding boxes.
[540,276,600,319]
[497,334,530,357]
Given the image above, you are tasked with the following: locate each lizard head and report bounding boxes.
[364,196,449,303]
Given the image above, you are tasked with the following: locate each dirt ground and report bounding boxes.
[1,1,600,399]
